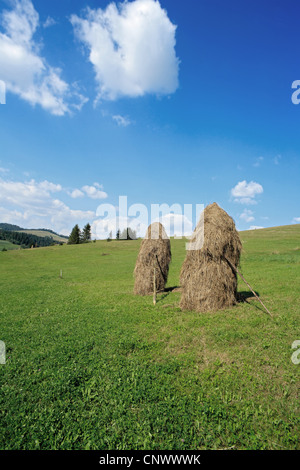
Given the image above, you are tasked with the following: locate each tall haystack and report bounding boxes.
[180,203,242,312]
[134,222,171,295]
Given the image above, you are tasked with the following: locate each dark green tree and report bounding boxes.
[82,223,92,243]
[68,224,81,245]
[116,229,120,240]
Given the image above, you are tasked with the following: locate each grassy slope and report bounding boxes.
[0,240,20,251]
[18,230,67,243]
[0,225,299,450]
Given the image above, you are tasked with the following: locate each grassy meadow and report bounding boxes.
[0,224,299,450]
[0,240,20,251]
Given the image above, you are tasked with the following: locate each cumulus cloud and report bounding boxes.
[249,225,264,230]
[240,209,255,223]
[82,184,108,199]
[0,178,95,235]
[71,0,179,102]
[0,178,62,207]
[70,188,85,199]
[0,0,87,115]
[69,183,108,200]
[292,217,300,224]
[231,180,263,205]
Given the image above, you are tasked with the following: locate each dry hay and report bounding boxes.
[134,222,171,295]
[180,202,242,313]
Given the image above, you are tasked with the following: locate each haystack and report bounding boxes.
[134,222,171,295]
[180,202,242,312]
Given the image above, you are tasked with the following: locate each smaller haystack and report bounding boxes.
[180,203,242,312]
[134,222,171,296]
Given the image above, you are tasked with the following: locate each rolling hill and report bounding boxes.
[18,229,68,243]
[0,223,68,244]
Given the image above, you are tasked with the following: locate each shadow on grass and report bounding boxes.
[237,291,260,303]
[236,290,272,316]
[156,286,181,303]
[157,288,270,316]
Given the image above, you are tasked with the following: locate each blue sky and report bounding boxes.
[0,0,299,237]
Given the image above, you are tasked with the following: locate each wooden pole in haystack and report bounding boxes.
[224,257,273,318]
[153,267,157,306]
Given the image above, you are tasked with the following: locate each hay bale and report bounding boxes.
[180,202,242,312]
[134,222,171,295]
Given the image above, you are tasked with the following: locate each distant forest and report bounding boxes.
[0,228,62,249]
[0,223,68,238]
[0,223,23,231]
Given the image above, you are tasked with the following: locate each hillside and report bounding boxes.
[0,229,62,249]
[0,240,20,251]
[0,223,23,231]
[18,230,68,243]
[0,223,68,243]
[0,224,299,450]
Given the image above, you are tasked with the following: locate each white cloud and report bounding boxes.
[0,178,95,235]
[0,167,9,173]
[240,209,255,223]
[0,0,87,115]
[69,183,108,200]
[70,188,84,199]
[231,180,263,205]
[82,184,108,199]
[112,114,132,127]
[0,178,62,207]
[43,16,56,29]
[292,217,300,224]
[71,0,179,102]
[38,180,62,192]
[249,226,264,230]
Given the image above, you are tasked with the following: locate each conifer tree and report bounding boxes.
[82,223,92,243]
[68,224,81,244]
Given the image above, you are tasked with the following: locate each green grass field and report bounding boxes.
[0,225,299,450]
[0,240,20,251]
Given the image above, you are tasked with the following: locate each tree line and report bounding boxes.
[68,224,137,243]
[0,229,59,249]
